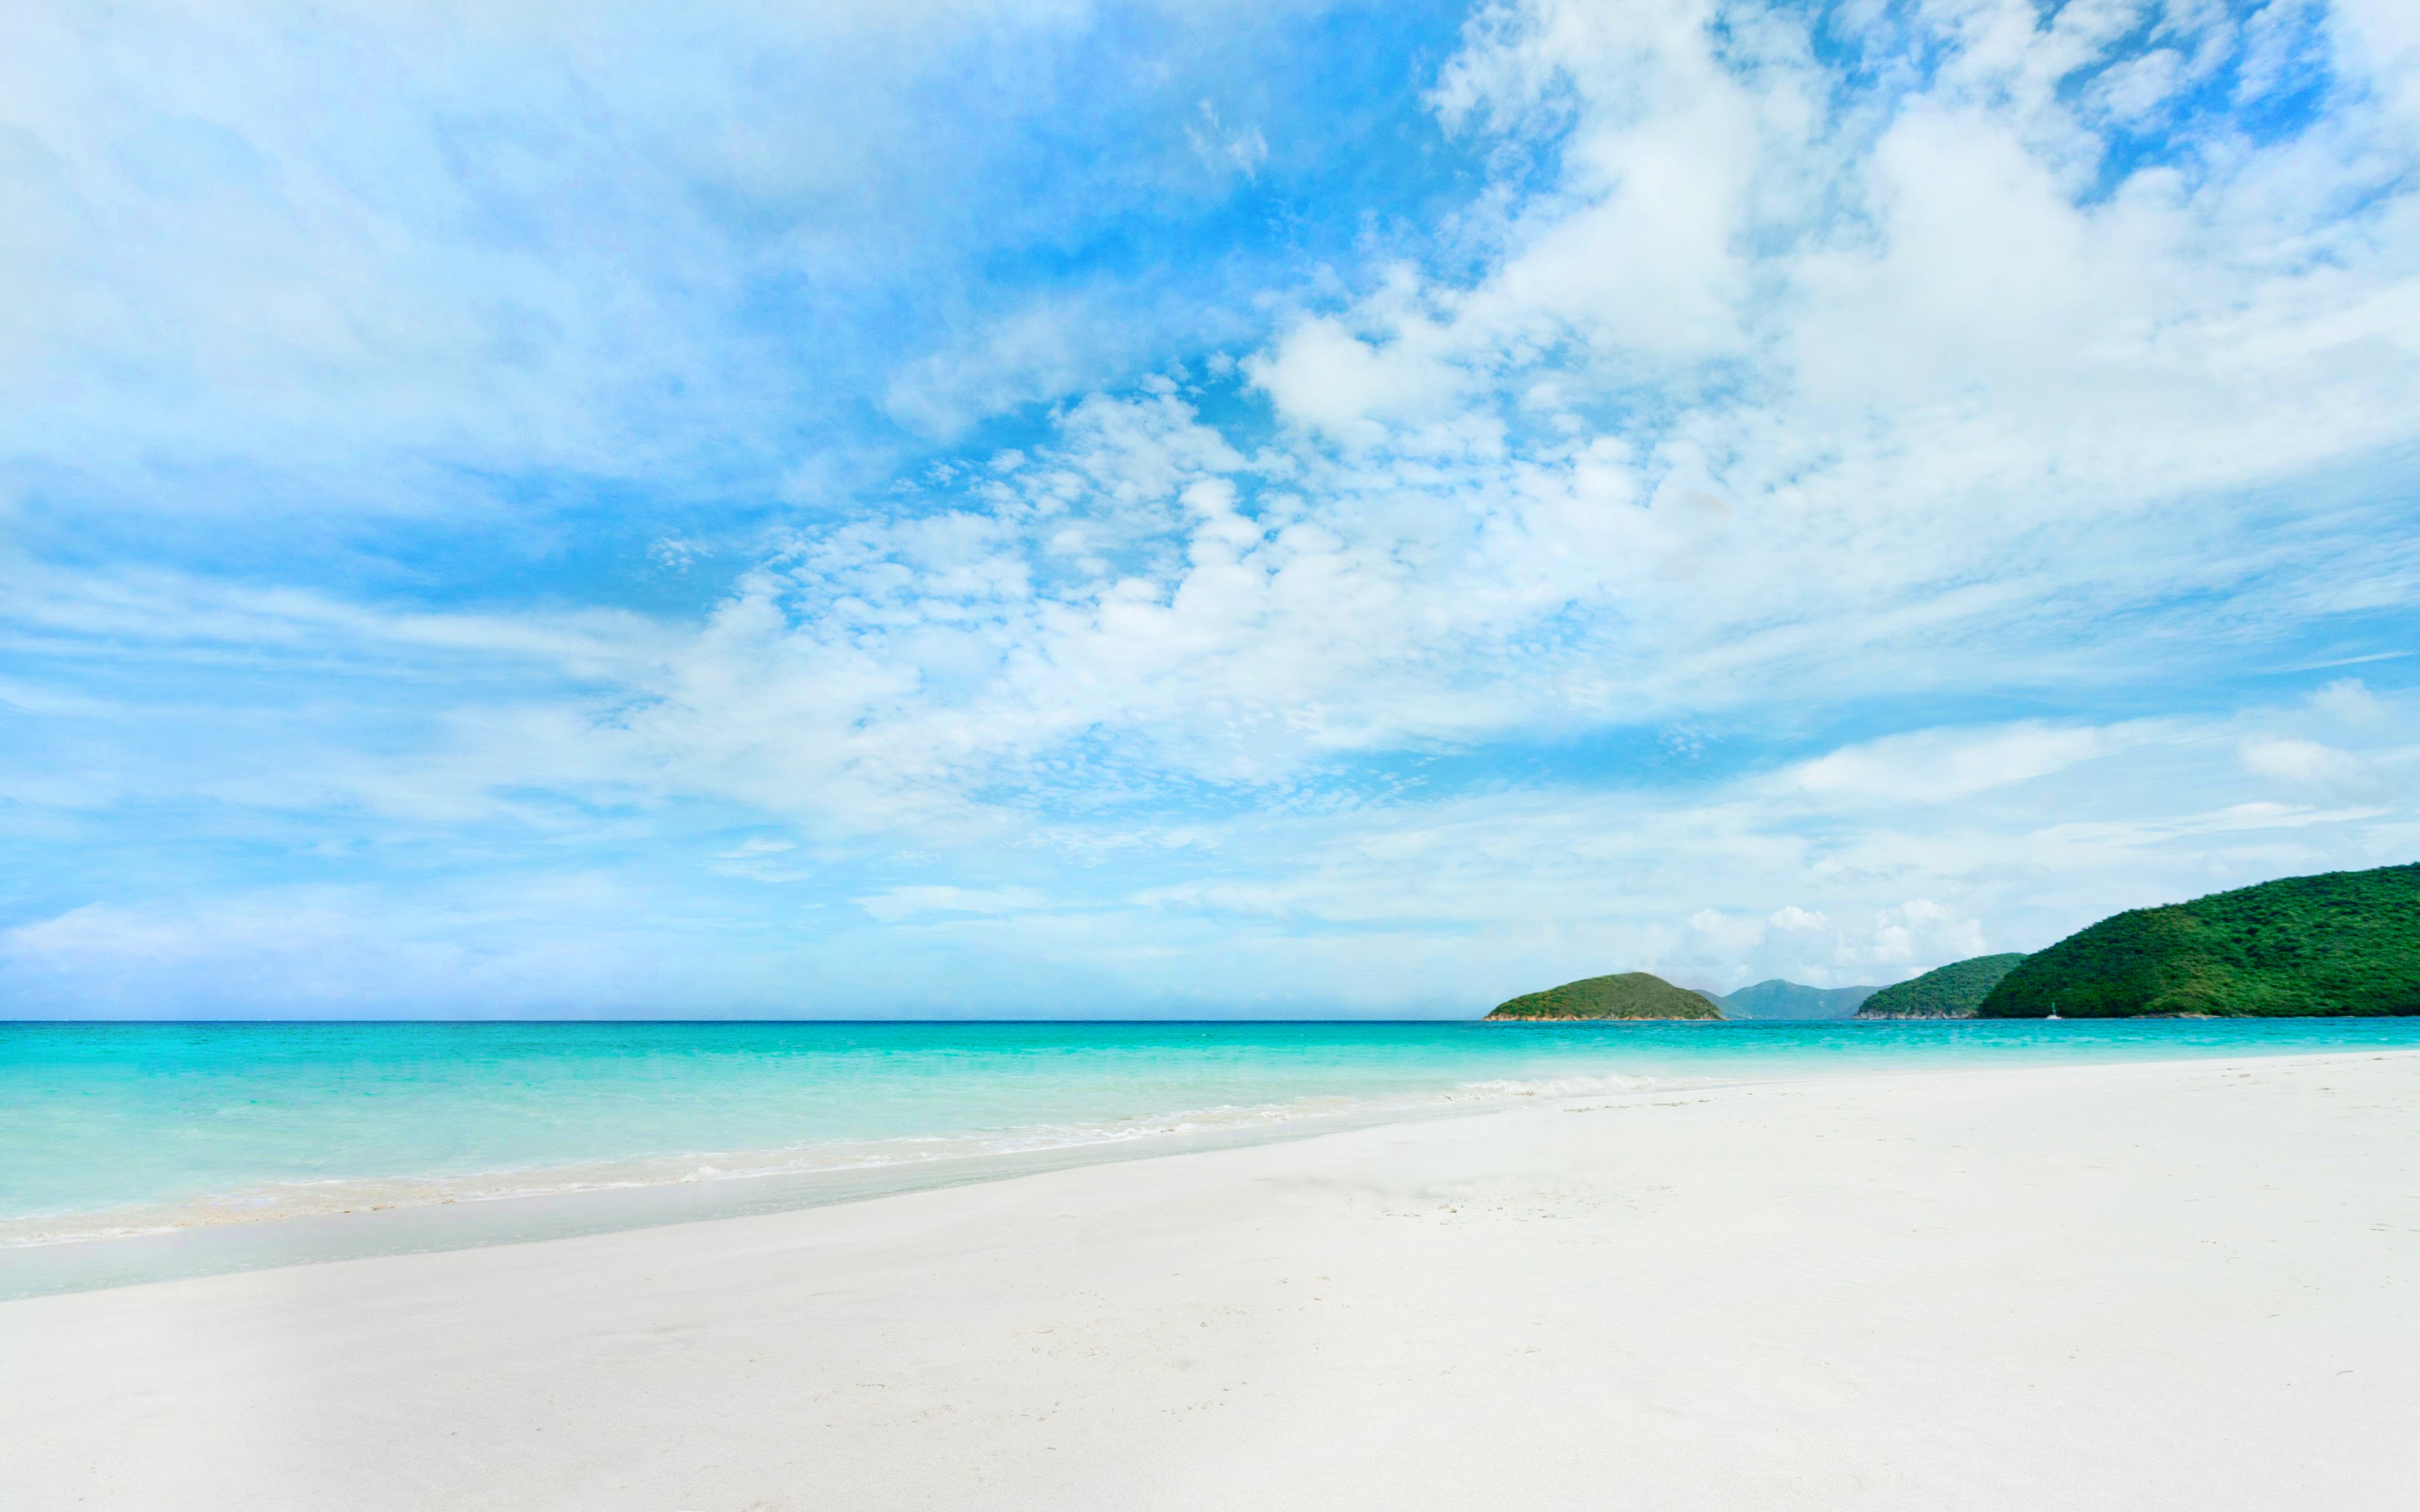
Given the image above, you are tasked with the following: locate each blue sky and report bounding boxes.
[5,0,2419,1017]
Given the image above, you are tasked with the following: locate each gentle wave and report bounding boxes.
[0,1071,1684,1248]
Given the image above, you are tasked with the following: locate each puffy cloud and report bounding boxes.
[1675,901,1992,989]
[1245,307,1471,443]
[2238,735,2400,803]
[2310,677,2388,721]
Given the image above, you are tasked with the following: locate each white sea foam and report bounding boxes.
[0,1072,1696,1249]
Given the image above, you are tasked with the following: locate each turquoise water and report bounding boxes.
[6,1018,2419,1243]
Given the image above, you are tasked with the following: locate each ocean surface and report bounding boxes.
[8,1018,2419,1250]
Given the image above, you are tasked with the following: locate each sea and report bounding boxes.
[8,1018,2419,1267]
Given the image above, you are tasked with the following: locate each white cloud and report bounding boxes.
[6,689,2415,1012]
[0,0,1360,522]
[2239,735,2399,802]
[5,0,2420,1014]
[2333,0,2420,127]
[1675,900,1991,988]
[1783,723,2146,807]
[2093,48,2189,122]
[1185,100,1269,181]
[18,0,2420,847]
[1244,304,1470,443]
[2310,677,2385,722]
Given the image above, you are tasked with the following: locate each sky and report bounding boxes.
[4,0,2419,1018]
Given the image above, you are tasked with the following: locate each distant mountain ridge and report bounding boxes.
[1856,954,2027,1019]
[1485,972,1724,1021]
[1980,863,2420,1017]
[1705,979,1880,1020]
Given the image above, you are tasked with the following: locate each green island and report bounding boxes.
[1978,863,2420,1017]
[1495,862,2420,1022]
[1854,953,2028,1019]
[1485,972,1724,1021]
[1715,979,1880,1019]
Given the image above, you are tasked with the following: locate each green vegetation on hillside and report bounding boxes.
[1855,954,2026,1019]
[1486,972,1724,1021]
[1716,979,1880,1020]
[1980,863,2420,1017]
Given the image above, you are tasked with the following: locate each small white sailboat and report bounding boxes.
[2046,997,2062,1021]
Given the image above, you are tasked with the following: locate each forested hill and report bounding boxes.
[1485,973,1724,1021]
[1714,980,1880,1019]
[1980,863,2420,1017]
[1855,954,2027,1019]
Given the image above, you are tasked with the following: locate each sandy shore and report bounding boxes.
[5,1052,2417,1510]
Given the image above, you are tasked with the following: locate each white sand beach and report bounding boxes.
[5,1052,2417,1511]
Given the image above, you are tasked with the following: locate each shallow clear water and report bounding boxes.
[6,1018,2418,1243]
